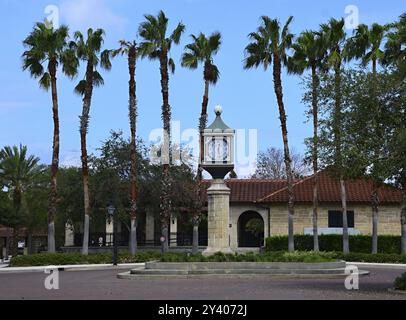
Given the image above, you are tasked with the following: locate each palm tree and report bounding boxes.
[384,13,406,79]
[111,40,139,255]
[22,22,78,253]
[346,23,389,254]
[72,28,112,255]
[138,11,185,252]
[288,30,327,252]
[0,145,43,256]
[244,16,296,251]
[181,31,221,253]
[320,18,350,254]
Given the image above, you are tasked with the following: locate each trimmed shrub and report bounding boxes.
[394,273,406,290]
[332,252,406,264]
[265,235,401,254]
[10,251,162,267]
[159,251,336,263]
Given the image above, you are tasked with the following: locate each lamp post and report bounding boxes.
[107,202,118,266]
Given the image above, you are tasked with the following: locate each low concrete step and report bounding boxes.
[145,261,347,271]
[130,267,362,276]
[118,269,370,280]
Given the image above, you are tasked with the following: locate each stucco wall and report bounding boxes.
[267,203,401,236]
[229,204,269,249]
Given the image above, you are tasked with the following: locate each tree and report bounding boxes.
[22,22,78,253]
[251,147,310,179]
[138,10,185,252]
[288,30,327,251]
[244,16,296,251]
[385,70,406,254]
[72,28,112,255]
[346,23,389,254]
[181,31,221,253]
[320,18,351,254]
[384,13,406,80]
[112,40,139,255]
[0,145,44,255]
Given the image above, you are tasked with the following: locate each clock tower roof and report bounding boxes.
[206,106,232,131]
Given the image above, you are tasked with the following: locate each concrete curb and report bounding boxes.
[117,270,370,280]
[388,288,406,295]
[0,263,145,274]
[346,262,406,269]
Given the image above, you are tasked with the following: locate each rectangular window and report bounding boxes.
[328,211,355,228]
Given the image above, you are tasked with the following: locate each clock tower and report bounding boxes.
[202,105,235,178]
[202,106,235,255]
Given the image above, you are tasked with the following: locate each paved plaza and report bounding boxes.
[0,266,405,300]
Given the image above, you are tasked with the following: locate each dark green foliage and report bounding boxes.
[10,251,162,267]
[266,235,402,254]
[10,250,406,266]
[394,273,406,290]
[333,252,406,264]
[160,251,335,263]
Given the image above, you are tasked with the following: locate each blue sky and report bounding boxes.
[0,0,405,175]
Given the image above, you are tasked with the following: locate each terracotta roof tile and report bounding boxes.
[203,171,401,204]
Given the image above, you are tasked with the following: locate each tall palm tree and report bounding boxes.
[384,13,406,79]
[244,16,296,251]
[22,22,78,253]
[72,28,112,255]
[346,23,389,254]
[181,31,221,253]
[138,11,185,252]
[288,30,327,252]
[0,145,43,256]
[111,40,139,255]
[320,18,350,254]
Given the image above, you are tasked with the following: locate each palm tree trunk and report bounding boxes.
[159,52,171,252]
[340,177,350,254]
[192,77,210,254]
[311,64,319,252]
[401,183,406,254]
[11,188,22,256]
[129,48,138,255]
[333,58,349,254]
[371,58,379,255]
[80,62,94,256]
[48,62,58,253]
[273,54,295,252]
[371,182,379,254]
[10,228,18,257]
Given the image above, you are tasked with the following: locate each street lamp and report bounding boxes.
[107,202,118,266]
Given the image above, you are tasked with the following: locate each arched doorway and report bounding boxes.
[237,211,264,248]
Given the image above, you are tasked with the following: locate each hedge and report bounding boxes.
[265,235,401,254]
[9,251,162,267]
[332,252,406,264]
[160,251,336,263]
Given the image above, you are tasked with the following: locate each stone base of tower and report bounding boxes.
[203,179,233,256]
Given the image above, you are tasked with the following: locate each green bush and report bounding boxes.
[10,251,162,267]
[394,273,406,290]
[159,251,336,263]
[332,252,406,264]
[265,235,401,254]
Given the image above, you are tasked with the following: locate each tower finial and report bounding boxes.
[214,105,222,116]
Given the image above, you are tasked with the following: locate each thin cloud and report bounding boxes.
[60,0,127,32]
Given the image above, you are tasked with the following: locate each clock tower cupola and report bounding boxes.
[202,106,235,179]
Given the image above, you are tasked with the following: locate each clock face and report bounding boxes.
[208,138,228,161]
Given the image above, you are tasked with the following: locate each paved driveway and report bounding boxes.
[0,266,405,300]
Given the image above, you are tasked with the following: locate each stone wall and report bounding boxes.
[267,203,401,236]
